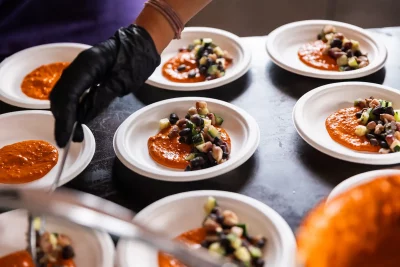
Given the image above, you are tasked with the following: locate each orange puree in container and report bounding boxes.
[21,62,69,100]
[0,140,59,184]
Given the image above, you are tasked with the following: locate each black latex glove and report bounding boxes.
[49,24,160,148]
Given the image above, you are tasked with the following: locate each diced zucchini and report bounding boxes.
[350,39,360,51]
[208,125,221,139]
[348,57,359,68]
[207,65,219,76]
[234,247,251,263]
[354,125,367,136]
[209,242,225,256]
[391,139,400,152]
[192,133,204,146]
[204,196,217,214]
[159,118,170,130]
[236,223,249,237]
[202,38,213,45]
[367,108,375,121]
[248,246,262,258]
[387,102,393,107]
[227,233,242,249]
[394,110,400,122]
[354,98,363,107]
[185,153,197,161]
[193,39,202,45]
[186,121,195,130]
[359,111,369,125]
[203,118,212,126]
[199,56,208,66]
[215,115,224,126]
[193,44,202,55]
[213,46,225,57]
[380,99,387,107]
[336,55,348,66]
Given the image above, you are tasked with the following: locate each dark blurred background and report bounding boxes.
[187,0,399,36]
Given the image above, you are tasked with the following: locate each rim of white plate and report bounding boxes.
[0,110,95,189]
[327,168,400,202]
[113,97,260,182]
[146,27,252,91]
[266,20,387,79]
[0,209,115,267]
[116,190,297,267]
[293,82,400,165]
[0,42,90,109]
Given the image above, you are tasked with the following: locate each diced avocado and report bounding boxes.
[236,223,249,237]
[248,246,262,258]
[359,111,369,125]
[336,54,348,66]
[193,39,202,45]
[204,196,217,214]
[202,38,213,45]
[192,133,204,146]
[209,242,225,256]
[394,110,400,122]
[199,56,208,66]
[207,65,219,76]
[227,233,242,249]
[208,125,221,139]
[213,46,225,57]
[348,57,359,68]
[203,118,212,126]
[159,118,170,130]
[185,153,197,161]
[354,125,367,136]
[350,39,360,51]
[215,115,224,126]
[234,247,251,263]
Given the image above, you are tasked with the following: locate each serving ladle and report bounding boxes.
[0,188,238,267]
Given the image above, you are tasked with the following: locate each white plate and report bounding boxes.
[146,27,251,91]
[0,43,90,109]
[266,20,387,79]
[116,190,296,267]
[293,82,400,165]
[327,169,400,202]
[113,97,260,181]
[0,110,95,188]
[0,209,114,267]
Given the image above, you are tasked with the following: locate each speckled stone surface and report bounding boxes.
[1,27,399,234]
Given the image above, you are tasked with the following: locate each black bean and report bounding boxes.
[370,138,379,146]
[206,47,214,54]
[211,207,221,215]
[213,137,223,146]
[216,214,224,224]
[372,107,385,116]
[178,136,186,143]
[207,58,214,66]
[62,245,75,259]
[217,64,225,71]
[201,240,211,248]
[343,41,352,51]
[200,66,207,74]
[330,38,342,48]
[185,114,190,120]
[179,128,191,136]
[377,120,384,125]
[346,50,354,58]
[317,33,323,40]
[196,47,204,58]
[188,70,196,78]
[169,113,179,124]
[366,134,375,140]
[354,50,362,57]
[209,213,218,221]
[254,258,265,267]
[190,157,205,168]
[355,111,363,118]
[220,235,231,248]
[380,141,390,149]
[207,151,217,166]
[385,106,395,116]
[255,237,267,248]
[184,165,191,171]
[190,114,203,126]
[177,64,186,72]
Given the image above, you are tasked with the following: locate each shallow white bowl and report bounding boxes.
[327,169,400,202]
[266,20,387,79]
[113,97,260,181]
[0,110,95,189]
[0,43,90,109]
[0,209,114,267]
[293,82,400,165]
[146,27,251,91]
[116,190,296,267]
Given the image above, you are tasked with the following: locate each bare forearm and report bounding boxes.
[135,0,212,54]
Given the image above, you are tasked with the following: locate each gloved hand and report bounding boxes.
[49,24,160,148]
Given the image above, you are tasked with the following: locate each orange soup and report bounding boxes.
[21,62,69,100]
[148,126,231,169]
[298,40,338,71]
[0,140,59,184]
[326,107,380,152]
